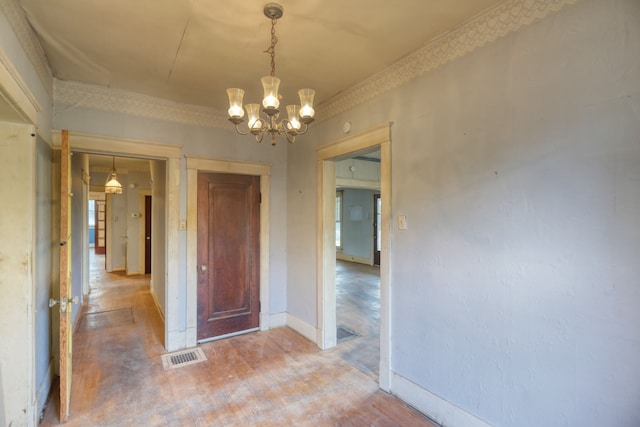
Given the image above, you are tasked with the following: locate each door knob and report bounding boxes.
[49,296,79,313]
[200,265,207,272]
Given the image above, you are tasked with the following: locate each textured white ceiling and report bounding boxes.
[19,0,505,111]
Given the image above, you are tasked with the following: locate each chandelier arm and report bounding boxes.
[296,122,310,135]
[284,131,296,144]
[233,123,252,135]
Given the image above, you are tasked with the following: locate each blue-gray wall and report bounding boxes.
[287,0,640,425]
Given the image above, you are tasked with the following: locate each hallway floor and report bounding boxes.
[41,255,436,426]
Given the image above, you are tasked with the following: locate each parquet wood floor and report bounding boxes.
[40,255,436,426]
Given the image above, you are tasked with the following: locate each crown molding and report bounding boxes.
[54,79,229,129]
[52,0,579,129]
[316,0,581,121]
[0,0,53,96]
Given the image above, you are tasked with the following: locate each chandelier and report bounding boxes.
[226,3,315,145]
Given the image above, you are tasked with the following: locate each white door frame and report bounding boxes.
[316,123,392,390]
[52,131,182,350]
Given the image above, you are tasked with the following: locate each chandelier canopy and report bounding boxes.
[226,3,315,145]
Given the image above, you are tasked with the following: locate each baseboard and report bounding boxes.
[36,361,54,419]
[269,312,287,328]
[392,372,492,427]
[150,288,165,322]
[285,312,317,343]
[336,253,372,265]
[72,298,88,334]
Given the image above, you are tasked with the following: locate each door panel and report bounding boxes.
[59,130,73,422]
[197,172,260,340]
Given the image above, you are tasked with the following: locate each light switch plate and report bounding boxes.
[398,215,408,230]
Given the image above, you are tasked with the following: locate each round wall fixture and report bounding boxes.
[343,121,352,133]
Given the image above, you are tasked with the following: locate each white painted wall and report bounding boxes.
[0,122,37,427]
[1,4,54,424]
[287,0,640,425]
[109,176,128,271]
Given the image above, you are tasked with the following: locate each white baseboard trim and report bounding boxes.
[36,361,54,418]
[285,312,317,342]
[269,312,287,328]
[336,253,373,265]
[392,372,492,427]
[150,288,165,322]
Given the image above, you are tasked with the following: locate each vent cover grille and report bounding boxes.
[161,348,207,370]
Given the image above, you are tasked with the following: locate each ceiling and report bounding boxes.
[18,0,505,112]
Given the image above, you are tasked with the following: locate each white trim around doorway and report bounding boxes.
[316,123,392,391]
[52,130,182,351]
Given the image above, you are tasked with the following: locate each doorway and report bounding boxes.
[185,156,271,348]
[316,123,392,390]
[58,130,181,350]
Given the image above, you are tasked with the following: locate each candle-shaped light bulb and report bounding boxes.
[298,88,315,118]
[226,88,245,118]
[286,105,301,131]
[245,104,261,129]
[261,76,281,109]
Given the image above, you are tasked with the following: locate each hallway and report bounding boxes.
[41,255,436,426]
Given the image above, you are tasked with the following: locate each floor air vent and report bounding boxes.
[161,348,207,370]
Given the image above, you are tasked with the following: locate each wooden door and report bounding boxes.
[373,194,381,266]
[144,195,151,274]
[59,130,74,421]
[95,200,106,255]
[197,172,260,340]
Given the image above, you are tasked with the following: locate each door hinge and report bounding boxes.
[259,192,262,204]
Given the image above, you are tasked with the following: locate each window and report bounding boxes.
[88,200,96,227]
[336,190,343,250]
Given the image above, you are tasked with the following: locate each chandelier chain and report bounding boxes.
[264,18,278,77]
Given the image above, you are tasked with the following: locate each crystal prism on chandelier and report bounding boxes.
[226,3,315,145]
